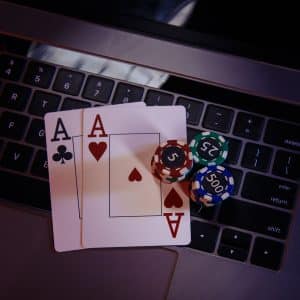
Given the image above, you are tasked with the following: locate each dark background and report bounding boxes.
[7,0,300,69]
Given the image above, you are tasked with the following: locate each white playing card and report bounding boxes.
[45,102,145,252]
[82,106,191,248]
[45,109,83,252]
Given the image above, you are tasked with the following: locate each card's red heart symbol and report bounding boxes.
[88,142,107,161]
[164,188,183,208]
[128,167,142,182]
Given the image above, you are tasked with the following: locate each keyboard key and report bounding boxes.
[0,35,31,55]
[1,142,33,171]
[61,98,91,110]
[203,105,234,133]
[233,112,264,140]
[251,237,284,270]
[26,119,46,147]
[272,150,300,180]
[23,61,56,88]
[31,150,48,178]
[189,221,219,252]
[226,167,242,195]
[53,69,84,96]
[28,91,61,117]
[0,111,29,140]
[218,198,291,239]
[190,201,216,220]
[187,128,201,143]
[241,142,272,172]
[220,228,251,249]
[176,97,203,125]
[144,90,174,106]
[264,119,300,151]
[225,137,242,165]
[0,83,31,111]
[112,83,144,104]
[82,75,114,103]
[242,172,297,209]
[218,245,249,262]
[0,55,25,81]
[0,170,50,210]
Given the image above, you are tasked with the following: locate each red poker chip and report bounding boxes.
[151,156,177,183]
[152,140,193,179]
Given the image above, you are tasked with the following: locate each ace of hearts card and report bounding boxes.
[82,106,191,248]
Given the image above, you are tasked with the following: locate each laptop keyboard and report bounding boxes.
[0,37,299,271]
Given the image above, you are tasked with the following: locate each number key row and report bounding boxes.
[1,56,118,103]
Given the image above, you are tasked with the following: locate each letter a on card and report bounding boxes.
[163,213,184,238]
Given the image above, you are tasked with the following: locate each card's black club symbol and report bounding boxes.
[52,145,73,164]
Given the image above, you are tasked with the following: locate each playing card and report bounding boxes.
[45,102,145,252]
[82,106,191,248]
[45,109,82,252]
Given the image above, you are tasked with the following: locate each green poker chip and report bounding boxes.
[189,131,228,166]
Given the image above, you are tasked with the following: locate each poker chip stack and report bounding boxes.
[189,131,234,207]
[189,131,228,166]
[150,132,235,208]
[151,140,193,183]
[190,165,235,207]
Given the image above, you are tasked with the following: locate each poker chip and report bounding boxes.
[151,140,193,183]
[191,165,234,206]
[151,155,185,183]
[153,140,193,177]
[151,156,170,182]
[189,131,228,166]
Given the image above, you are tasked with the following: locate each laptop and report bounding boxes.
[0,1,299,299]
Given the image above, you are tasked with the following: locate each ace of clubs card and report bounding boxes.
[82,106,191,248]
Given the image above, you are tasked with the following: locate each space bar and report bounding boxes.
[0,170,51,210]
